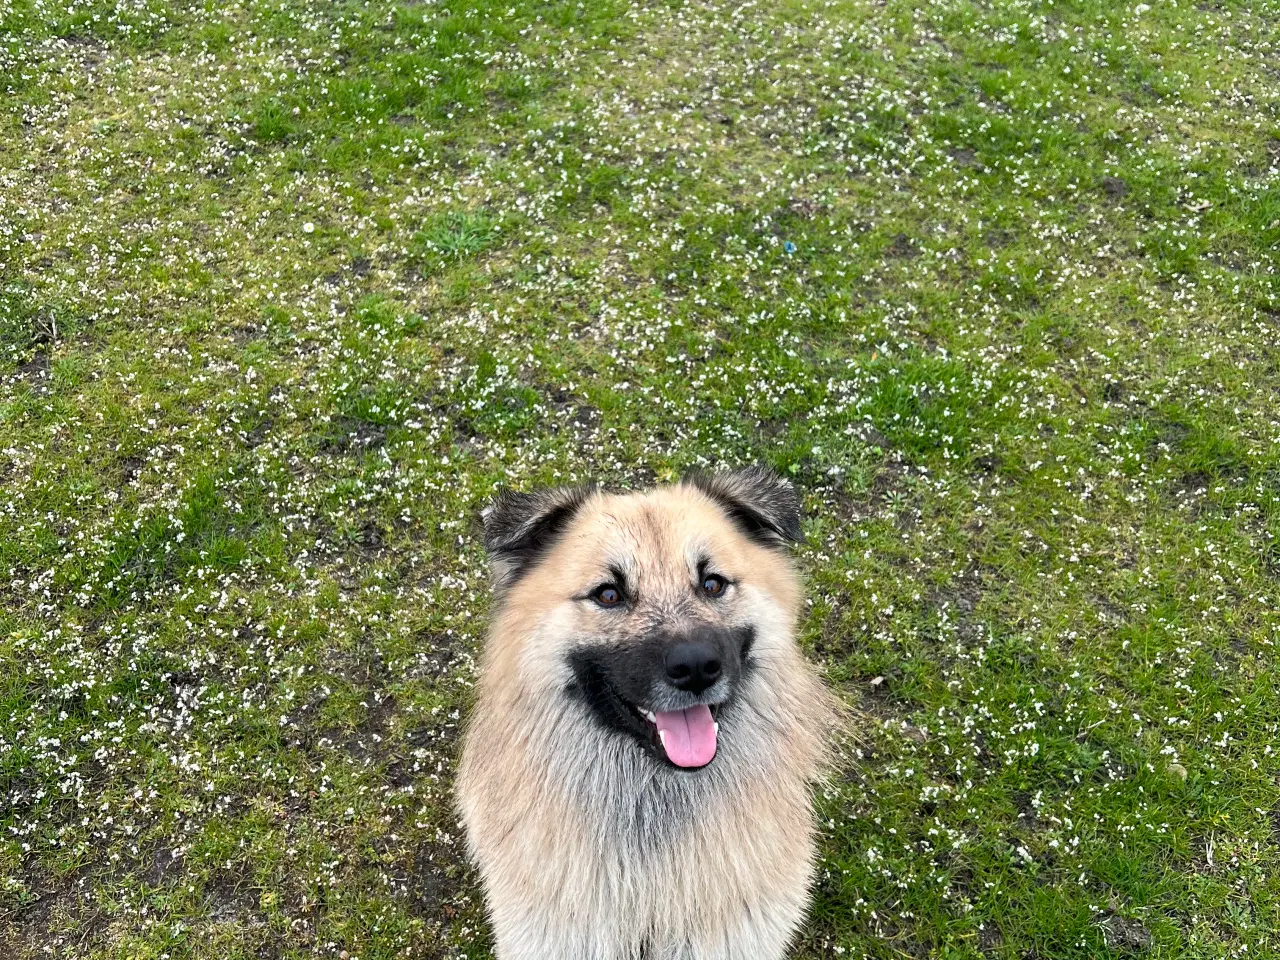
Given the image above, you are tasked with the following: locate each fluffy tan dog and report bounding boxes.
[456,466,837,960]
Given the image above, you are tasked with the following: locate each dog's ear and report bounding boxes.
[683,464,803,547]
[481,484,596,592]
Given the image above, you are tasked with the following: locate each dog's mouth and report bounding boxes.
[568,650,725,770]
[627,700,720,769]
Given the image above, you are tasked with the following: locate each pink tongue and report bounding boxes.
[653,704,717,768]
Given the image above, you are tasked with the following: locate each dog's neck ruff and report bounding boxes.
[533,671,788,859]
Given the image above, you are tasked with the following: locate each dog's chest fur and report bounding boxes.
[459,678,821,960]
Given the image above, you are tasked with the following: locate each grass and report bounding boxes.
[1,0,1279,956]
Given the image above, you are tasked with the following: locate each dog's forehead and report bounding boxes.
[577,486,737,559]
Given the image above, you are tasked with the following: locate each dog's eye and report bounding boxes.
[592,584,624,607]
[701,575,727,597]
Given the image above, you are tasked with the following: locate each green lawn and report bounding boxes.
[2,0,1279,957]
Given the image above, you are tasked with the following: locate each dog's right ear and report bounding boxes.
[481,485,595,593]
[682,464,803,548]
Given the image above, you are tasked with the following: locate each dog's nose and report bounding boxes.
[664,641,722,694]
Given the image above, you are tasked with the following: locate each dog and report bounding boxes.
[456,466,838,959]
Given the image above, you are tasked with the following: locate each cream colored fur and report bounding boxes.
[456,480,837,960]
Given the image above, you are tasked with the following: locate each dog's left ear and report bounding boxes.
[683,464,803,547]
[481,484,596,592]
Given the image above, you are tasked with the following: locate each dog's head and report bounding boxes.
[481,466,804,771]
